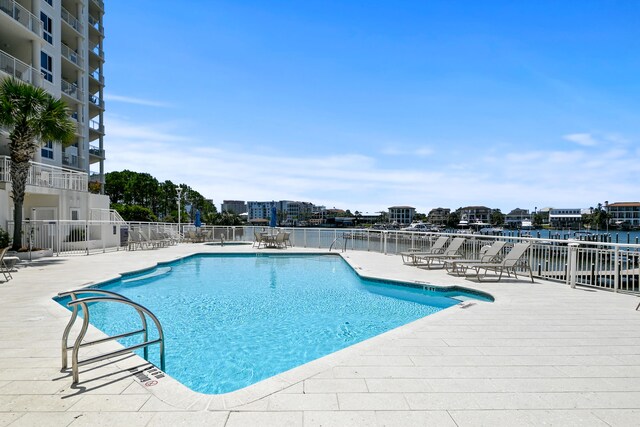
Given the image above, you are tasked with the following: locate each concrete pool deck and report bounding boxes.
[1,244,640,426]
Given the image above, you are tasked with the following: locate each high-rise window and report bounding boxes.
[40,12,53,44]
[41,141,54,159]
[44,0,53,5]
[40,51,53,82]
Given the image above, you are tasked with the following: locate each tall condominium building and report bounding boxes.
[0,0,108,226]
[0,0,105,184]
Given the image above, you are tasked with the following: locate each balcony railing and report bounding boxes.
[0,0,41,35]
[89,41,104,59]
[88,14,103,34]
[89,69,104,84]
[89,94,104,109]
[61,43,83,68]
[89,120,104,134]
[62,153,80,168]
[90,0,105,11]
[0,155,88,192]
[89,144,104,158]
[61,79,83,101]
[61,7,82,33]
[0,49,42,86]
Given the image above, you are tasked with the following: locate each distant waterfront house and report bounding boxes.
[388,206,415,226]
[505,208,531,228]
[607,202,640,227]
[549,208,582,229]
[457,206,492,224]
[427,207,450,225]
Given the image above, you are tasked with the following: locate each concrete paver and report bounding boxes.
[0,243,639,425]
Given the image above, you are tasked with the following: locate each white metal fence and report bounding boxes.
[4,222,639,293]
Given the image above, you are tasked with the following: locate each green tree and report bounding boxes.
[445,211,460,228]
[0,78,75,250]
[112,204,158,222]
[490,209,505,226]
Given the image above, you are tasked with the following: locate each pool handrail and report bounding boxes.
[58,289,165,384]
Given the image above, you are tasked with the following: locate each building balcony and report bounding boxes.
[90,0,104,11]
[89,144,105,161]
[89,42,104,60]
[89,119,104,135]
[61,43,83,68]
[88,14,103,35]
[62,152,80,169]
[61,79,84,101]
[0,155,88,192]
[0,49,42,86]
[0,0,41,35]
[89,69,104,85]
[61,7,82,34]
[89,94,104,109]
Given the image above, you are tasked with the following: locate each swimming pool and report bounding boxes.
[57,254,491,394]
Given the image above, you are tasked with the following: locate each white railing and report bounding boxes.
[7,220,127,256]
[88,14,103,34]
[61,7,82,33]
[89,41,104,59]
[89,120,103,133]
[90,68,104,83]
[61,79,83,101]
[0,155,88,191]
[90,208,127,224]
[90,0,104,11]
[89,94,104,109]
[0,0,41,34]
[0,49,41,86]
[61,43,82,68]
[4,220,638,294]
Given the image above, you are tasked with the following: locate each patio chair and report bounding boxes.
[412,237,467,269]
[400,236,449,265]
[459,242,534,282]
[1,247,13,282]
[444,240,507,275]
[253,231,266,248]
[274,232,289,249]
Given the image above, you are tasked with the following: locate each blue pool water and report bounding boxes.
[57,254,491,394]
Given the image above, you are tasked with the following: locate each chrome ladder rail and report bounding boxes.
[58,289,165,384]
[329,233,348,252]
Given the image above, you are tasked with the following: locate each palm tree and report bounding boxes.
[0,78,75,250]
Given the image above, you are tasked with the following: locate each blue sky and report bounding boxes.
[102,1,640,214]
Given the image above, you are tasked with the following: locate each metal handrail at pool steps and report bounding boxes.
[58,288,165,384]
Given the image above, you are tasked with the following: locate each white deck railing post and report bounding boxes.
[567,242,579,289]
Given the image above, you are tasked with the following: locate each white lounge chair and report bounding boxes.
[444,240,507,275]
[400,236,449,265]
[1,247,14,281]
[459,242,533,282]
[412,237,466,269]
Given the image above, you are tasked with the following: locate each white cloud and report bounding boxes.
[102,117,639,213]
[381,146,434,157]
[104,93,172,108]
[563,133,598,146]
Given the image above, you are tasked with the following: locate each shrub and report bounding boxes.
[66,227,86,242]
[0,227,10,248]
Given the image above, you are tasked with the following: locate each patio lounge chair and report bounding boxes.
[412,237,467,269]
[459,242,533,282]
[444,240,507,275]
[400,236,449,265]
[1,247,13,282]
